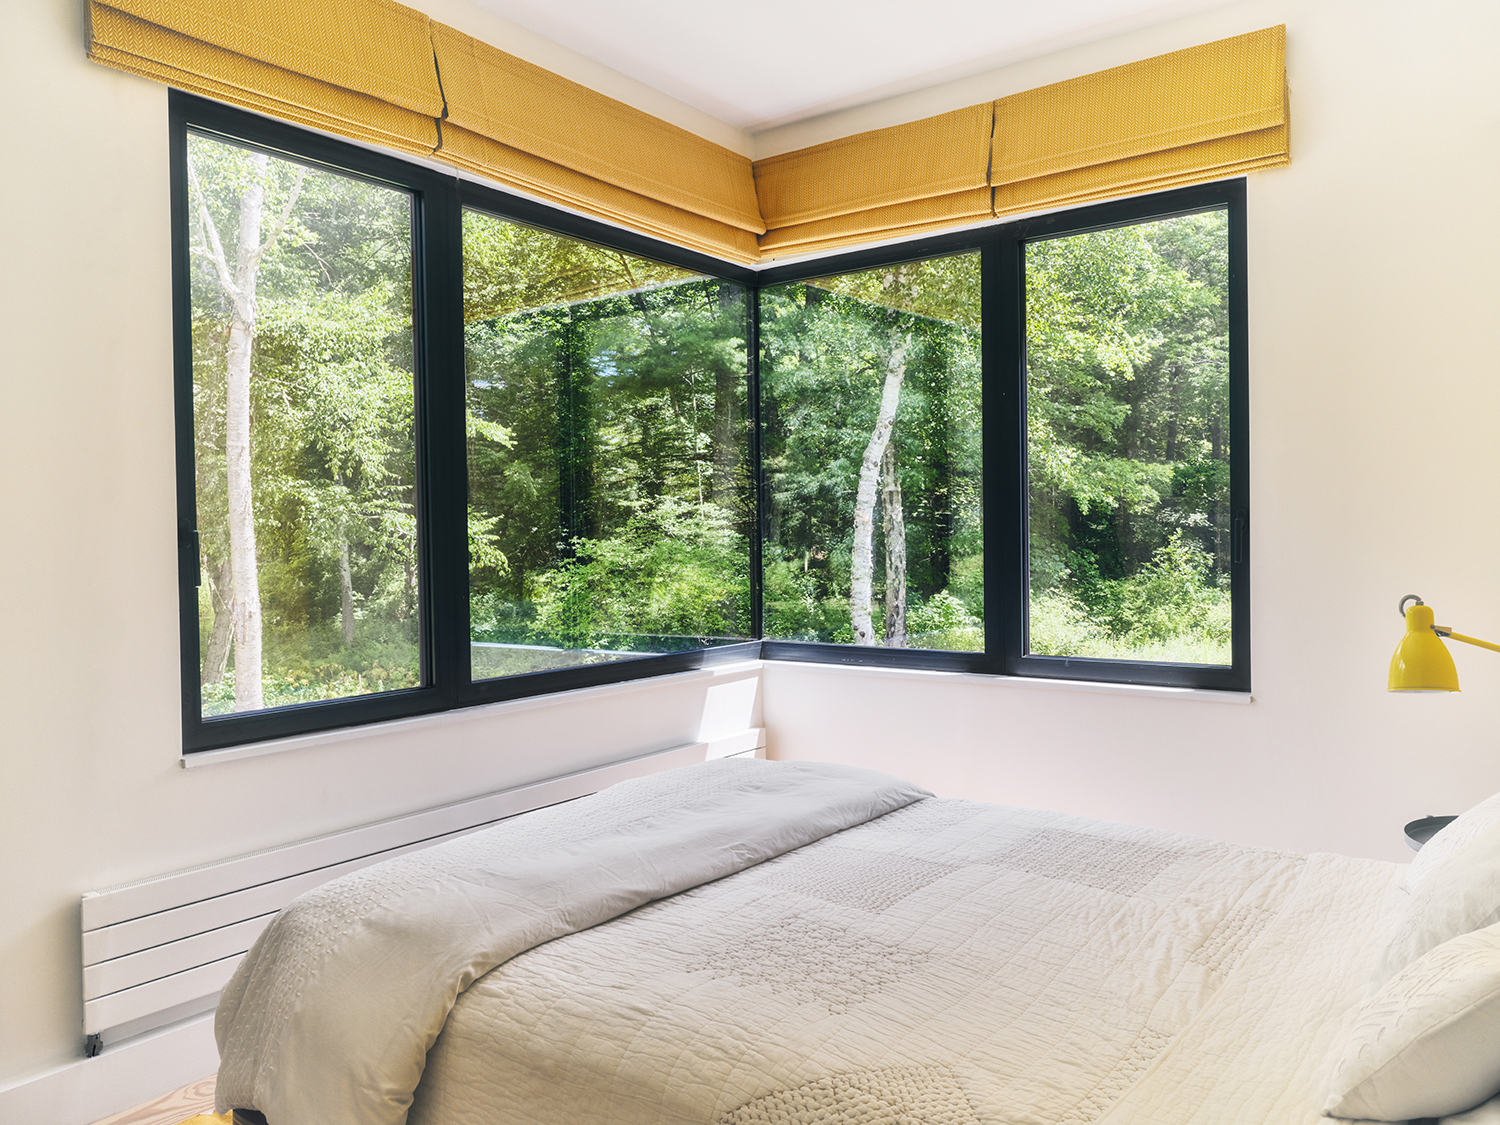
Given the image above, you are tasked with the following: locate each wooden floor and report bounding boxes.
[90,1076,224,1125]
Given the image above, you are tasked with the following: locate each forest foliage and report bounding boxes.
[1025,212,1231,663]
[189,135,420,714]
[463,211,752,679]
[759,256,983,649]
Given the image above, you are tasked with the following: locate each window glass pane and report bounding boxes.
[463,210,752,679]
[1025,211,1231,664]
[760,255,983,650]
[188,133,419,716]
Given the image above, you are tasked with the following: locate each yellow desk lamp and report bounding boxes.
[1389,594,1500,691]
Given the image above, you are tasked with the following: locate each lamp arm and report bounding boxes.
[1434,628,1500,655]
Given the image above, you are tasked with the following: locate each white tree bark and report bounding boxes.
[189,153,303,712]
[849,335,909,645]
[224,285,263,707]
[881,443,907,647]
[201,558,235,684]
[334,469,356,647]
[339,538,356,647]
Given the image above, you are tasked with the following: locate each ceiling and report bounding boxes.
[471,0,1239,133]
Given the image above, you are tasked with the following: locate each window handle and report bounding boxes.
[180,528,201,587]
[1233,510,1248,565]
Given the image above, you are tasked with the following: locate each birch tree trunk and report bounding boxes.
[223,164,267,710]
[849,335,909,645]
[190,153,303,712]
[339,538,356,647]
[201,558,235,684]
[335,470,356,647]
[881,443,907,646]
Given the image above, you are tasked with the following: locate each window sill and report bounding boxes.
[182,652,1249,769]
[180,660,766,768]
[761,659,1254,704]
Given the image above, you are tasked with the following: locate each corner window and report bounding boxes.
[756,186,1248,691]
[171,93,1248,753]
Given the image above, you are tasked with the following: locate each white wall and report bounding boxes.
[0,0,760,1095]
[4,0,1500,1111]
[763,0,1500,863]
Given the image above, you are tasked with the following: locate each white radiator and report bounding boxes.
[80,731,765,1050]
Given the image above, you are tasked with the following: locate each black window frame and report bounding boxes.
[170,92,1248,754]
[992,184,1251,691]
[754,230,995,677]
[451,178,763,712]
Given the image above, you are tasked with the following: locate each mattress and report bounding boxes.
[409,797,1407,1125]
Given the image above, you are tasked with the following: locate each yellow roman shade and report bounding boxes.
[990,26,1289,217]
[86,0,444,156]
[754,104,994,258]
[437,126,761,264]
[430,24,763,264]
[753,27,1286,258]
[86,7,1288,265]
[758,189,993,258]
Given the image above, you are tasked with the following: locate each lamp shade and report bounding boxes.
[1389,603,1460,691]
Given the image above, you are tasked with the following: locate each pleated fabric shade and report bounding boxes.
[754,104,993,258]
[86,4,1288,266]
[435,125,761,263]
[756,26,1286,258]
[87,0,444,156]
[990,26,1289,217]
[430,24,763,264]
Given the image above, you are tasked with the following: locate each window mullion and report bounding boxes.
[987,232,1025,675]
[415,178,468,708]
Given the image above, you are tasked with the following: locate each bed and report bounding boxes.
[214,758,1500,1125]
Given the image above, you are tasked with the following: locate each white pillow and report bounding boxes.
[1443,1093,1500,1124]
[1326,921,1500,1121]
[1369,790,1500,991]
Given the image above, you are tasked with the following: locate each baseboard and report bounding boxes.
[0,1013,218,1125]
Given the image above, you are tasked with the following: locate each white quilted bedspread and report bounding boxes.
[215,759,931,1125]
[409,796,1409,1125]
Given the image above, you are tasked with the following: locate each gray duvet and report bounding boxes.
[217,757,1407,1125]
[410,791,1361,1125]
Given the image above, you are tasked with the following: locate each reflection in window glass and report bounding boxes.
[188,132,419,716]
[463,210,752,679]
[760,255,983,650]
[1026,211,1231,664]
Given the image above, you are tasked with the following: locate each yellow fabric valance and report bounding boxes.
[87,0,443,156]
[990,26,1288,217]
[86,0,763,260]
[757,25,1287,258]
[753,104,993,232]
[437,125,761,264]
[758,188,993,258]
[431,24,763,239]
[86,6,1287,265]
